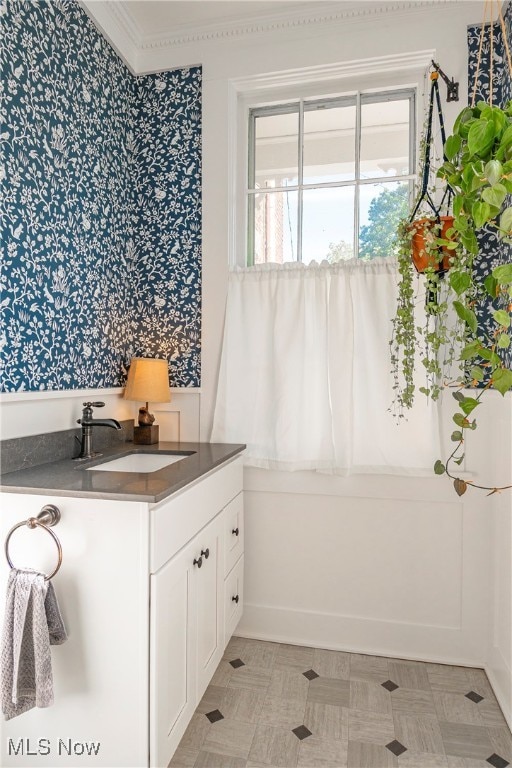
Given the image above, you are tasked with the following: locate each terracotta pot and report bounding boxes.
[410,216,455,273]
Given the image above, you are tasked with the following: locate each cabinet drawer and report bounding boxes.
[223,492,244,577]
[224,556,244,641]
[151,457,243,572]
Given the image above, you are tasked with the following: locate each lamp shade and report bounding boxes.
[124,358,171,403]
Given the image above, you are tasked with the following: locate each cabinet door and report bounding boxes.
[225,555,244,641]
[150,538,197,768]
[195,513,224,701]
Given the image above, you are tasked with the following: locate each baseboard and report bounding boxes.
[237,603,483,668]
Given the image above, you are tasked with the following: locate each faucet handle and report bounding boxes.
[83,401,105,408]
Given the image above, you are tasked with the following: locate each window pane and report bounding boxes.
[251,190,298,264]
[358,181,409,259]
[303,103,356,184]
[302,186,355,264]
[360,99,410,179]
[253,111,299,189]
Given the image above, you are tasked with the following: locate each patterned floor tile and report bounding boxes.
[173,641,509,768]
[194,752,247,767]
[393,713,445,754]
[197,685,227,715]
[242,639,280,669]
[228,665,273,692]
[433,691,486,726]
[202,718,256,759]
[297,735,348,767]
[488,726,512,762]
[348,709,396,745]
[350,654,390,685]
[307,677,351,707]
[258,694,307,729]
[221,687,266,724]
[313,648,351,680]
[388,661,431,692]
[268,668,309,702]
[398,750,448,767]
[303,701,349,741]
[275,644,315,672]
[248,724,300,767]
[347,740,398,767]
[439,721,494,760]
[350,679,393,715]
[391,688,437,717]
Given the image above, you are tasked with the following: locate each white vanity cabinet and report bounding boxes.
[0,454,244,768]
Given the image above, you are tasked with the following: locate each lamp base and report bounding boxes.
[133,425,159,445]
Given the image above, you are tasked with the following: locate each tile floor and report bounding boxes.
[170,637,512,768]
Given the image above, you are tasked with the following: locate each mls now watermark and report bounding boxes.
[8,738,101,757]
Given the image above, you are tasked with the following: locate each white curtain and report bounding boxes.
[211,259,440,474]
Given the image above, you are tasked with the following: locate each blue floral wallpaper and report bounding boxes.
[129,70,202,387]
[468,3,512,370]
[0,0,201,392]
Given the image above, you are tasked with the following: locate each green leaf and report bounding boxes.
[451,430,463,442]
[460,340,482,360]
[453,300,478,333]
[498,333,511,348]
[449,271,471,295]
[492,262,512,283]
[482,183,507,209]
[434,460,446,475]
[453,412,469,428]
[470,365,484,381]
[499,123,512,149]
[460,230,479,254]
[484,274,499,297]
[460,397,480,415]
[492,368,512,395]
[472,201,492,228]
[468,119,496,156]
[445,134,461,160]
[500,206,512,234]
[484,159,503,185]
[453,195,464,217]
[454,455,465,466]
[452,390,465,402]
[478,347,501,365]
[493,309,511,328]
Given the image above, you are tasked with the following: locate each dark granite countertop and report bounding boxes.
[0,442,245,503]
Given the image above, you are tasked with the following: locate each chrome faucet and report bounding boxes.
[74,401,122,460]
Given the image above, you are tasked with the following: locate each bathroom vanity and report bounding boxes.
[0,443,245,768]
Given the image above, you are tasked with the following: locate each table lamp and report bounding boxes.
[124,357,171,445]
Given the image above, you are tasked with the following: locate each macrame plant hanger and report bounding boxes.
[410,69,453,251]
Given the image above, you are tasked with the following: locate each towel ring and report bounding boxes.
[4,505,62,581]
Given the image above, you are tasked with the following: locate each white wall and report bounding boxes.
[4,0,511,726]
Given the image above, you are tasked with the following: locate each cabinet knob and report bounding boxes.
[193,556,203,568]
[232,527,239,537]
[231,594,239,604]
[201,548,210,560]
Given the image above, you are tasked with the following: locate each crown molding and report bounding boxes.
[135,1,452,52]
[231,49,436,93]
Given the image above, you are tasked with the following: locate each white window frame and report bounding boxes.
[247,90,416,264]
[229,51,435,268]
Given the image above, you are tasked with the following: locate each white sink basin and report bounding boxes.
[86,453,192,473]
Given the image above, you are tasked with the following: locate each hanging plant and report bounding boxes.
[391,70,457,414]
[391,2,512,496]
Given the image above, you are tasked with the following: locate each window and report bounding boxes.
[247,90,415,265]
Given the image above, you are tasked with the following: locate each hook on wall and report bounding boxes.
[431,59,459,102]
